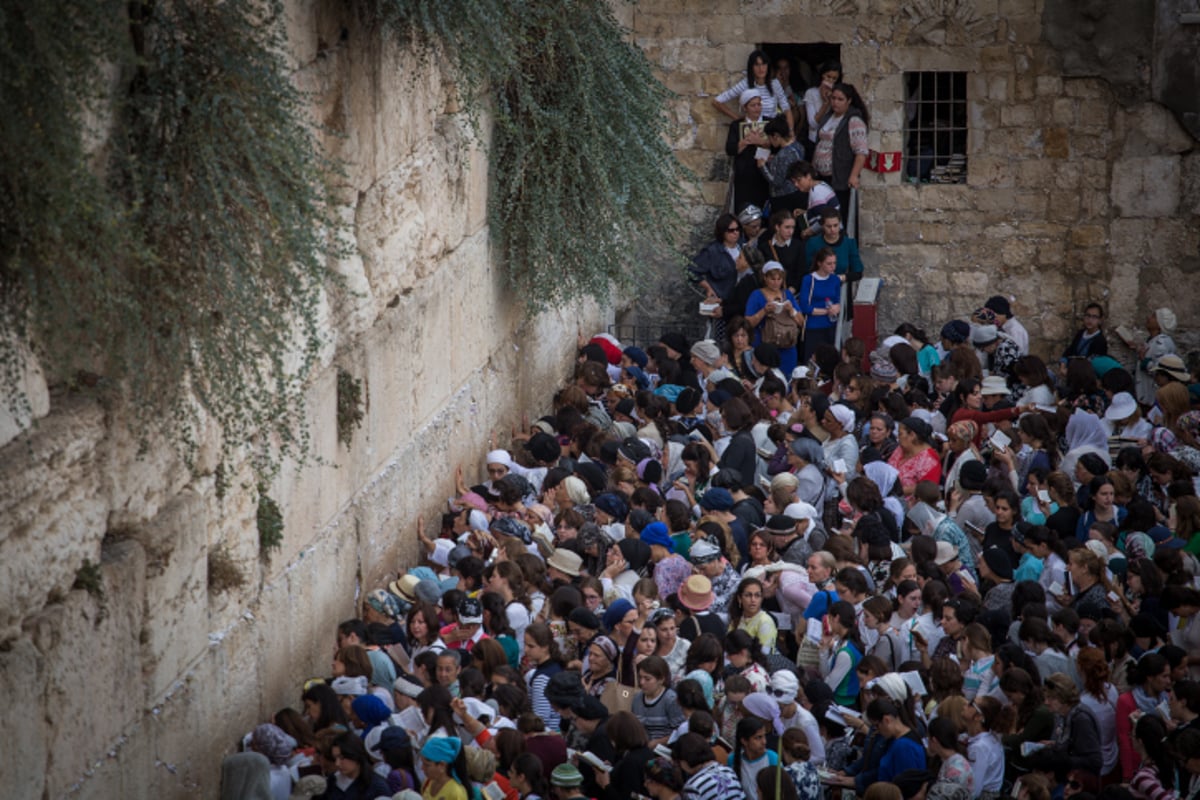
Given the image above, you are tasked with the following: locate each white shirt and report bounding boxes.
[1002,317,1030,356]
[967,731,1005,797]
[781,703,826,765]
[1080,684,1120,774]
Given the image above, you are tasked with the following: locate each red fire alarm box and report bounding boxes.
[866,151,902,173]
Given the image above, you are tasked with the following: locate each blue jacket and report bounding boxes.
[689,240,738,299]
[877,734,927,783]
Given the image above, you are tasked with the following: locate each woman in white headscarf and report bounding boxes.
[863,460,906,532]
[1134,307,1177,405]
[784,500,828,553]
[1060,409,1112,487]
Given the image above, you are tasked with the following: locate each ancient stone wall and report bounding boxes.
[0,1,601,797]
[634,0,1199,359]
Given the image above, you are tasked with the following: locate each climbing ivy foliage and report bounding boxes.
[367,0,689,310]
[0,0,340,475]
[1,0,684,478]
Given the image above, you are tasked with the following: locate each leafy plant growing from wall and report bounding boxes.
[256,486,285,558]
[366,0,689,311]
[0,0,340,477]
[336,369,365,448]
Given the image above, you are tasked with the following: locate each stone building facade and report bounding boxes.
[0,1,600,796]
[620,0,1199,358]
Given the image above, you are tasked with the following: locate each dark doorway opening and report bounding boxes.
[760,42,842,141]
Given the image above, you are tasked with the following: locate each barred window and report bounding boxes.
[904,71,968,184]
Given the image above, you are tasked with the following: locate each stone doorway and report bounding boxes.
[759,41,842,140]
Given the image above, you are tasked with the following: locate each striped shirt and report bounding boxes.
[682,762,747,800]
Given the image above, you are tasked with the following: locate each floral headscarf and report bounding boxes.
[1150,426,1179,454]
[1177,412,1200,443]
[947,420,978,446]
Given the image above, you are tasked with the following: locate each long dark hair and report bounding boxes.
[727,577,765,630]
[511,752,548,798]
[301,682,348,732]
[831,82,869,126]
[724,629,769,670]
[999,667,1044,729]
[331,732,375,787]
[745,49,773,88]
[479,591,515,638]
[732,715,770,779]
[524,622,565,666]
[1134,715,1176,782]
[828,600,865,653]
[417,685,458,735]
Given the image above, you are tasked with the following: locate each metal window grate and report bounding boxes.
[904,71,968,184]
[607,323,710,350]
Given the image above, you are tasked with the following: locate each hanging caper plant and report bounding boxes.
[0,0,342,478]
[365,0,690,310]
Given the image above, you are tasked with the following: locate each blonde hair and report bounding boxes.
[769,473,799,510]
[609,465,637,488]
[1044,672,1081,706]
[936,695,968,729]
[1158,382,1191,432]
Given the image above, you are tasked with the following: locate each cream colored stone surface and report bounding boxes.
[633,0,1198,358]
[0,337,49,450]
[0,2,601,797]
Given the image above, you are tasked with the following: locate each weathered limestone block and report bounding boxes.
[1110,156,1181,218]
[633,12,709,37]
[0,400,108,639]
[355,142,468,309]
[1069,224,1109,249]
[1043,127,1070,158]
[1001,237,1038,267]
[1000,104,1037,127]
[1051,98,1077,126]
[0,639,47,797]
[1036,75,1063,96]
[1183,153,1200,217]
[39,539,146,798]
[323,205,375,347]
[1117,102,1197,156]
[705,15,748,44]
[130,491,211,698]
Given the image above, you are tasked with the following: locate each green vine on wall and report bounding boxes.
[256,485,284,558]
[0,0,340,477]
[367,0,689,310]
[336,369,365,448]
[2,0,686,488]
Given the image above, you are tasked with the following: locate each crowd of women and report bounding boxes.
[218,48,1200,800]
[221,298,1200,800]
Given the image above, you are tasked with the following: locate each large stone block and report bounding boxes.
[130,491,211,699]
[0,639,47,797]
[1110,156,1181,218]
[1118,102,1197,157]
[1183,153,1200,217]
[39,539,146,798]
[1043,127,1070,158]
[0,400,108,639]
